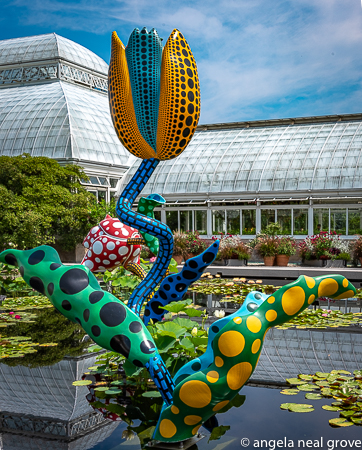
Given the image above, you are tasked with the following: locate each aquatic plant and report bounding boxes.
[281,370,362,427]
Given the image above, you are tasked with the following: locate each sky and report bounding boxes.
[1,0,362,125]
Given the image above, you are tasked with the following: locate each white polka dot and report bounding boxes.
[103,221,109,226]
[119,247,128,256]
[102,238,107,243]
[122,229,129,236]
[99,231,104,235]
[90,238,94,243]
[107,242,115,250]
[93,241,103,255]
[113,222,122,228]
[103,260,110,265]
[104,252,107,255]
[116,240,120,243]
[106,227,110,230]
[115,261,121,265]
[133,257,138,263]
[87,250,92,257]
[95,258,101,263]
[133,248,140,256]
[115,231,119,235]
[84,260,94,270]
[84,241,89,248]
[98,266,105,270]
[109,254,117,260]
[91,226,99,234]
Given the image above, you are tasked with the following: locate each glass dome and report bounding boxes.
[0,81,131,167]
[0,33,109,75]
[121,116,362,197]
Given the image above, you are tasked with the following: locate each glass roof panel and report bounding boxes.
[120,119,362,197]
[0,34,108,75]
[0,81,130,166]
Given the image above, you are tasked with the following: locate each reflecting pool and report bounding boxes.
[0,309,361,450]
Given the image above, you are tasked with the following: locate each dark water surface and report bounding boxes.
[0,309,361,450]
[91,385,362,450]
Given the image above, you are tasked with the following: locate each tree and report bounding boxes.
[0,153,113,251]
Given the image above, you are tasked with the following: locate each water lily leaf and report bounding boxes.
[104,388,122,395]
[94,386,109,392]
[340,410,356,418]
[280,389,299,395]
[331,370,351,375]
[322,405,343,411]
[72,379,92,386]
[321,388,333,397]
[305,393,323,400]
[142,391,162,398]
[297,384,317,391]
[299,374,313,381]
[329,418,354,427]
[286,378,305,385]
[280,403,292,410]
[351,417,362,425]
[288,403,314,413]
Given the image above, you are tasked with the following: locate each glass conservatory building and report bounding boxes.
[0,33,134,202]
[120,114,362,239]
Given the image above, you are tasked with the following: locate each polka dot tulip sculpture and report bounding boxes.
[0,27,357,444]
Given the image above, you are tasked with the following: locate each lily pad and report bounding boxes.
[286,378,305,385]
[72,380,92,386]
[280,403,292,410]
[288,403,314,413]
[322,405,343,411]
[280,389,299,395]
[142,391,162,398]
[305,393,323,400]
[329,418,354,427]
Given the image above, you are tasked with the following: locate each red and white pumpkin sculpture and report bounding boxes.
[81,215,142,273]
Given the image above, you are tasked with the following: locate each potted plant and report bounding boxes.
[216,235,251,266]
[254,236,278,266]
[184,230,207,259]
[172,231,188,264]
[299,232,350,267]
[275,236,296,266]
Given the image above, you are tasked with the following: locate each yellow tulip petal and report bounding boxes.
[157,29,200,160]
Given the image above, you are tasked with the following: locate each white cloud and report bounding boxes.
[7,0,362,122]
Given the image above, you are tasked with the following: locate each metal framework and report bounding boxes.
[0,62,108,93]
[0,410,108,440]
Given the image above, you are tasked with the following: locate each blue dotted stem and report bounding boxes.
[116,158,174,316]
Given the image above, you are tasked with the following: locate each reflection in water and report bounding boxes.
[1,308,88,368]
[0,307,361,449]
[0,353,121,449]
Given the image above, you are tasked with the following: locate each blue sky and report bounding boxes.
[1,0,362,124]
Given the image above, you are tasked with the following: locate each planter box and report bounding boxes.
[325,260,346,268]
[303,259,327,267]
[224,259,247,266]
